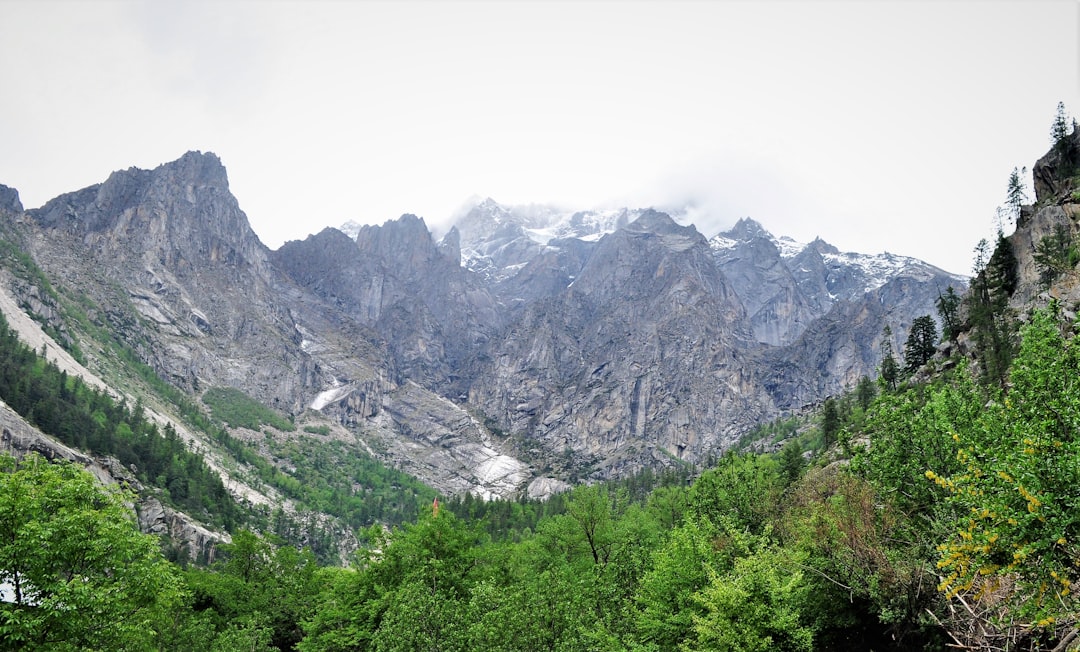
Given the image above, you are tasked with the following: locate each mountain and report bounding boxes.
[0,152,967,546]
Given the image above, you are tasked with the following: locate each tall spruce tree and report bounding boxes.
[879,325,899,391]
[966,232,1018,388]
[903,315,937,374]
[935,286,962,344]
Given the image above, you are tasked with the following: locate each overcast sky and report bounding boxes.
[1,1,1077,275]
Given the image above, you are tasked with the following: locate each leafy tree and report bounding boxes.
[689,452,782,534]
[782,468,944,648]
[687,546,815,652]
[0,454,184,650]
[903,315,937,374]
[300,510,486,652]
[635,515,755,651]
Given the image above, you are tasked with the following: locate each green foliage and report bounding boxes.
[300,510,486,652]
[855,375,877,412]
[782,468,943,648]
[0,454,185,650]
[186,530,321,651]
[203,386,295,431]
[820,397,841,448]
[302,424,331,436]
[928,308,1080,627]
[260,436,438,540]
[687,546,815,652]
[634,514,752,650]
[778,440,805,487]
[1051,101,1074,152]
[689,452,782,534]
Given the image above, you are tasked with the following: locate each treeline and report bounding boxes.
[443,464,693,541]
[0,310,244,529]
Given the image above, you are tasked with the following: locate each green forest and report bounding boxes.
[1,301,1078,650]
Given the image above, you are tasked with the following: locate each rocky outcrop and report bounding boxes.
[0,184,21,214]
[1032,130,1080,203]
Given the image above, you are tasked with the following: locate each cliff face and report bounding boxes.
[26,152,311,412]
[2,151,968,504]
[1007,129,1080,310]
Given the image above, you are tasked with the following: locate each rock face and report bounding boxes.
[2,152,968,505]
[0,184,21,214]
[27,152,310,412]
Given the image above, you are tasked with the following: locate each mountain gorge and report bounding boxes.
[0,153,965,512]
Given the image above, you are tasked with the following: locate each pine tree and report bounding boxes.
[903,315,938,374]
[935,286,962,343]
[879,325,899,391]
[1005,167,1028,225]
[1051,101,1071,147]
[965,232,1018,388]
[821,397,840,448]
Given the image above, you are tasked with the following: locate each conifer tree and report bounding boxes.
[903,315,937,374]
[1005,167,1027,225]
[935,286,962,343]
[879,326,899,391]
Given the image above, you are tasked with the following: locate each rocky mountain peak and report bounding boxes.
[161,150,230,189]
[356,214,444,270]
[0,183,23,214]
[724,216,773,241]
[801,237,841,257]
[438,226,462,267]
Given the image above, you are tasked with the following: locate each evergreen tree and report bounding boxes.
[966,232,1018,388]
[903,315,937,374]
[1005,166,1028,225]
[855,375,877,412]
[1051,101,1071,147]
[879,326,899,391]
[821,397,840,448]
[935,286,962,343]
[1033,223,1078,286]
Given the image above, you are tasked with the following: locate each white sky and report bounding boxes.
[1,1,1078,275]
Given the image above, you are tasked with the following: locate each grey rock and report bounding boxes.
[0,184,22,214]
